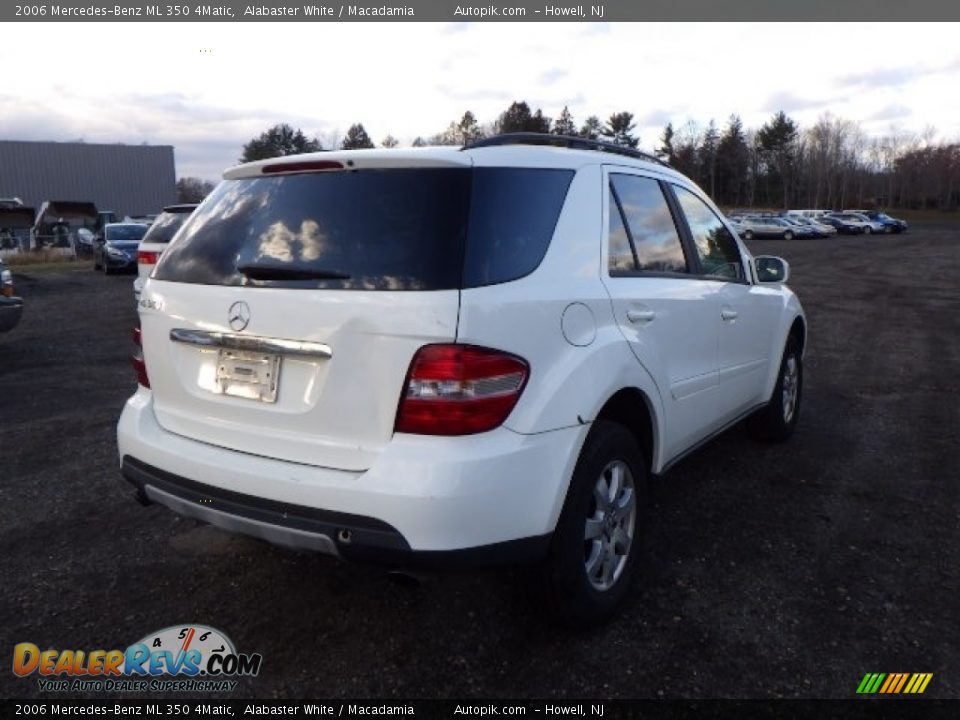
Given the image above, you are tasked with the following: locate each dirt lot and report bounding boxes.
[1,224,958,700]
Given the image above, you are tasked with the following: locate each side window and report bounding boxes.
[673,186,745,281]
[608,193,636,273]
[608,175,688,275]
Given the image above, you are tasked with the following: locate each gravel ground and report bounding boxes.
[1,223,958,700]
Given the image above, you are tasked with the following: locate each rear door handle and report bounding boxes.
[721,308,738,321]
[626,309,656,323]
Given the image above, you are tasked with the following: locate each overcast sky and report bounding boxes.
[1,22,958,180]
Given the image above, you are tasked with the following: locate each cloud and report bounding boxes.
[867,104,912,123]
[538,68,568,85]
[442,22,471,34]
[434,85,512,104]
[640,109,675,127]
[839,65,925,88]
[580,23,611,36]
[761,90,844,115]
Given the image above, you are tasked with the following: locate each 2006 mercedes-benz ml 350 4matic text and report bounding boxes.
[118,134,806,626]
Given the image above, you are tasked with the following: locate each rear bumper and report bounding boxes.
[117,389,586,564]
[105,258,136,271]
[0,296,23,332]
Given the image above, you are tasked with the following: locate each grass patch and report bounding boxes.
[3,250,93,275]
[3,251,94,274]
[4,250,84,266]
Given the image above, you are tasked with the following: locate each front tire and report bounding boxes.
[743,230,754,241]
[749,335,802,442]
[863,226,872,235]
[783,230,794,241]
[545,421,647,628]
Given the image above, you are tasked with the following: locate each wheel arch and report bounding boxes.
[593,388,658,476]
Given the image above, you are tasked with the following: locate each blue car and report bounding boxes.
[93,222,149,274]
[859,210,908,233]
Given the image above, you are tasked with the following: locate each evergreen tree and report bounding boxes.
[657,122,676,164]
[496,101,551,134]
[579,116,602,140]
[602,112,639,148]
[716,115,750,206]
[756,111,800,208]
[341,123,375,150]
[240,123,322,162]
[700,119,720,197]
[552,106,577,136]
[456,111,484,144]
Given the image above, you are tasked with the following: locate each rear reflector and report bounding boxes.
[395,344,529,436]
[262,160,344,174]
[132,324,150,388]
[137,250,159,265]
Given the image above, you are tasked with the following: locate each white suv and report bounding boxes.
[132,204,198,301]
[118,135,806,626]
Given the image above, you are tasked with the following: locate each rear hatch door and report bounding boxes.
[142,157,471,471]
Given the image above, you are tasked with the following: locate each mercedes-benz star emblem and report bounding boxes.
[228,301,251,332]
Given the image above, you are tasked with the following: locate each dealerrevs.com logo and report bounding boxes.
[12,624,262,693]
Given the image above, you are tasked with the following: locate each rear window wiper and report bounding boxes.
[237,263,351,281]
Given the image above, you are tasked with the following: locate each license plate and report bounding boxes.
[214,349,281,403]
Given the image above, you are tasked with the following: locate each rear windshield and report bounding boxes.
[106,225,148,242]
[154,167,573,291]
[141,210,192,245]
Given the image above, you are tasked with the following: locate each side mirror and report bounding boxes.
[755,255,790,284]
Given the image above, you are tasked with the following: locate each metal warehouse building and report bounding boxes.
[0,140,177,217]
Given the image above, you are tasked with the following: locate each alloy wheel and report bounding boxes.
[584,460,637,592]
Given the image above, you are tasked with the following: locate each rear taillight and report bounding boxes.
[137,250,159,265]
[395,344,529,436]
[132,324,150,388]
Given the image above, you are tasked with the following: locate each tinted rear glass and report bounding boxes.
[154,167,572,291]
[106,225,148,241]
[141,210,192,245]
[463,168,573,288]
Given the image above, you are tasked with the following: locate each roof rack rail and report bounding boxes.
[462,133,671,168]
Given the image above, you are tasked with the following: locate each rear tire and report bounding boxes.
[544,421,648,628]
[863,226,872,235]
[743,230,754,241]
[749,335,802,442]
[783,231,794,241]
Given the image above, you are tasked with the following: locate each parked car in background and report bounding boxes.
[845,213,886,234]
[786,215,837,238]
[120,135,806,627]
[93,223,149,274]
[785,209,831,220]
[821,213,870,234]
[133,204,198,300]
[849,210,909,233]
[75,228,96,255]
[737,215,803,240]
[0,257,23,333]
[778,216,822,238]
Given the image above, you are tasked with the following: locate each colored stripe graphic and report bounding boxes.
[893,673,909,693]
[857,673,932,694]
[868,673,886,693]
